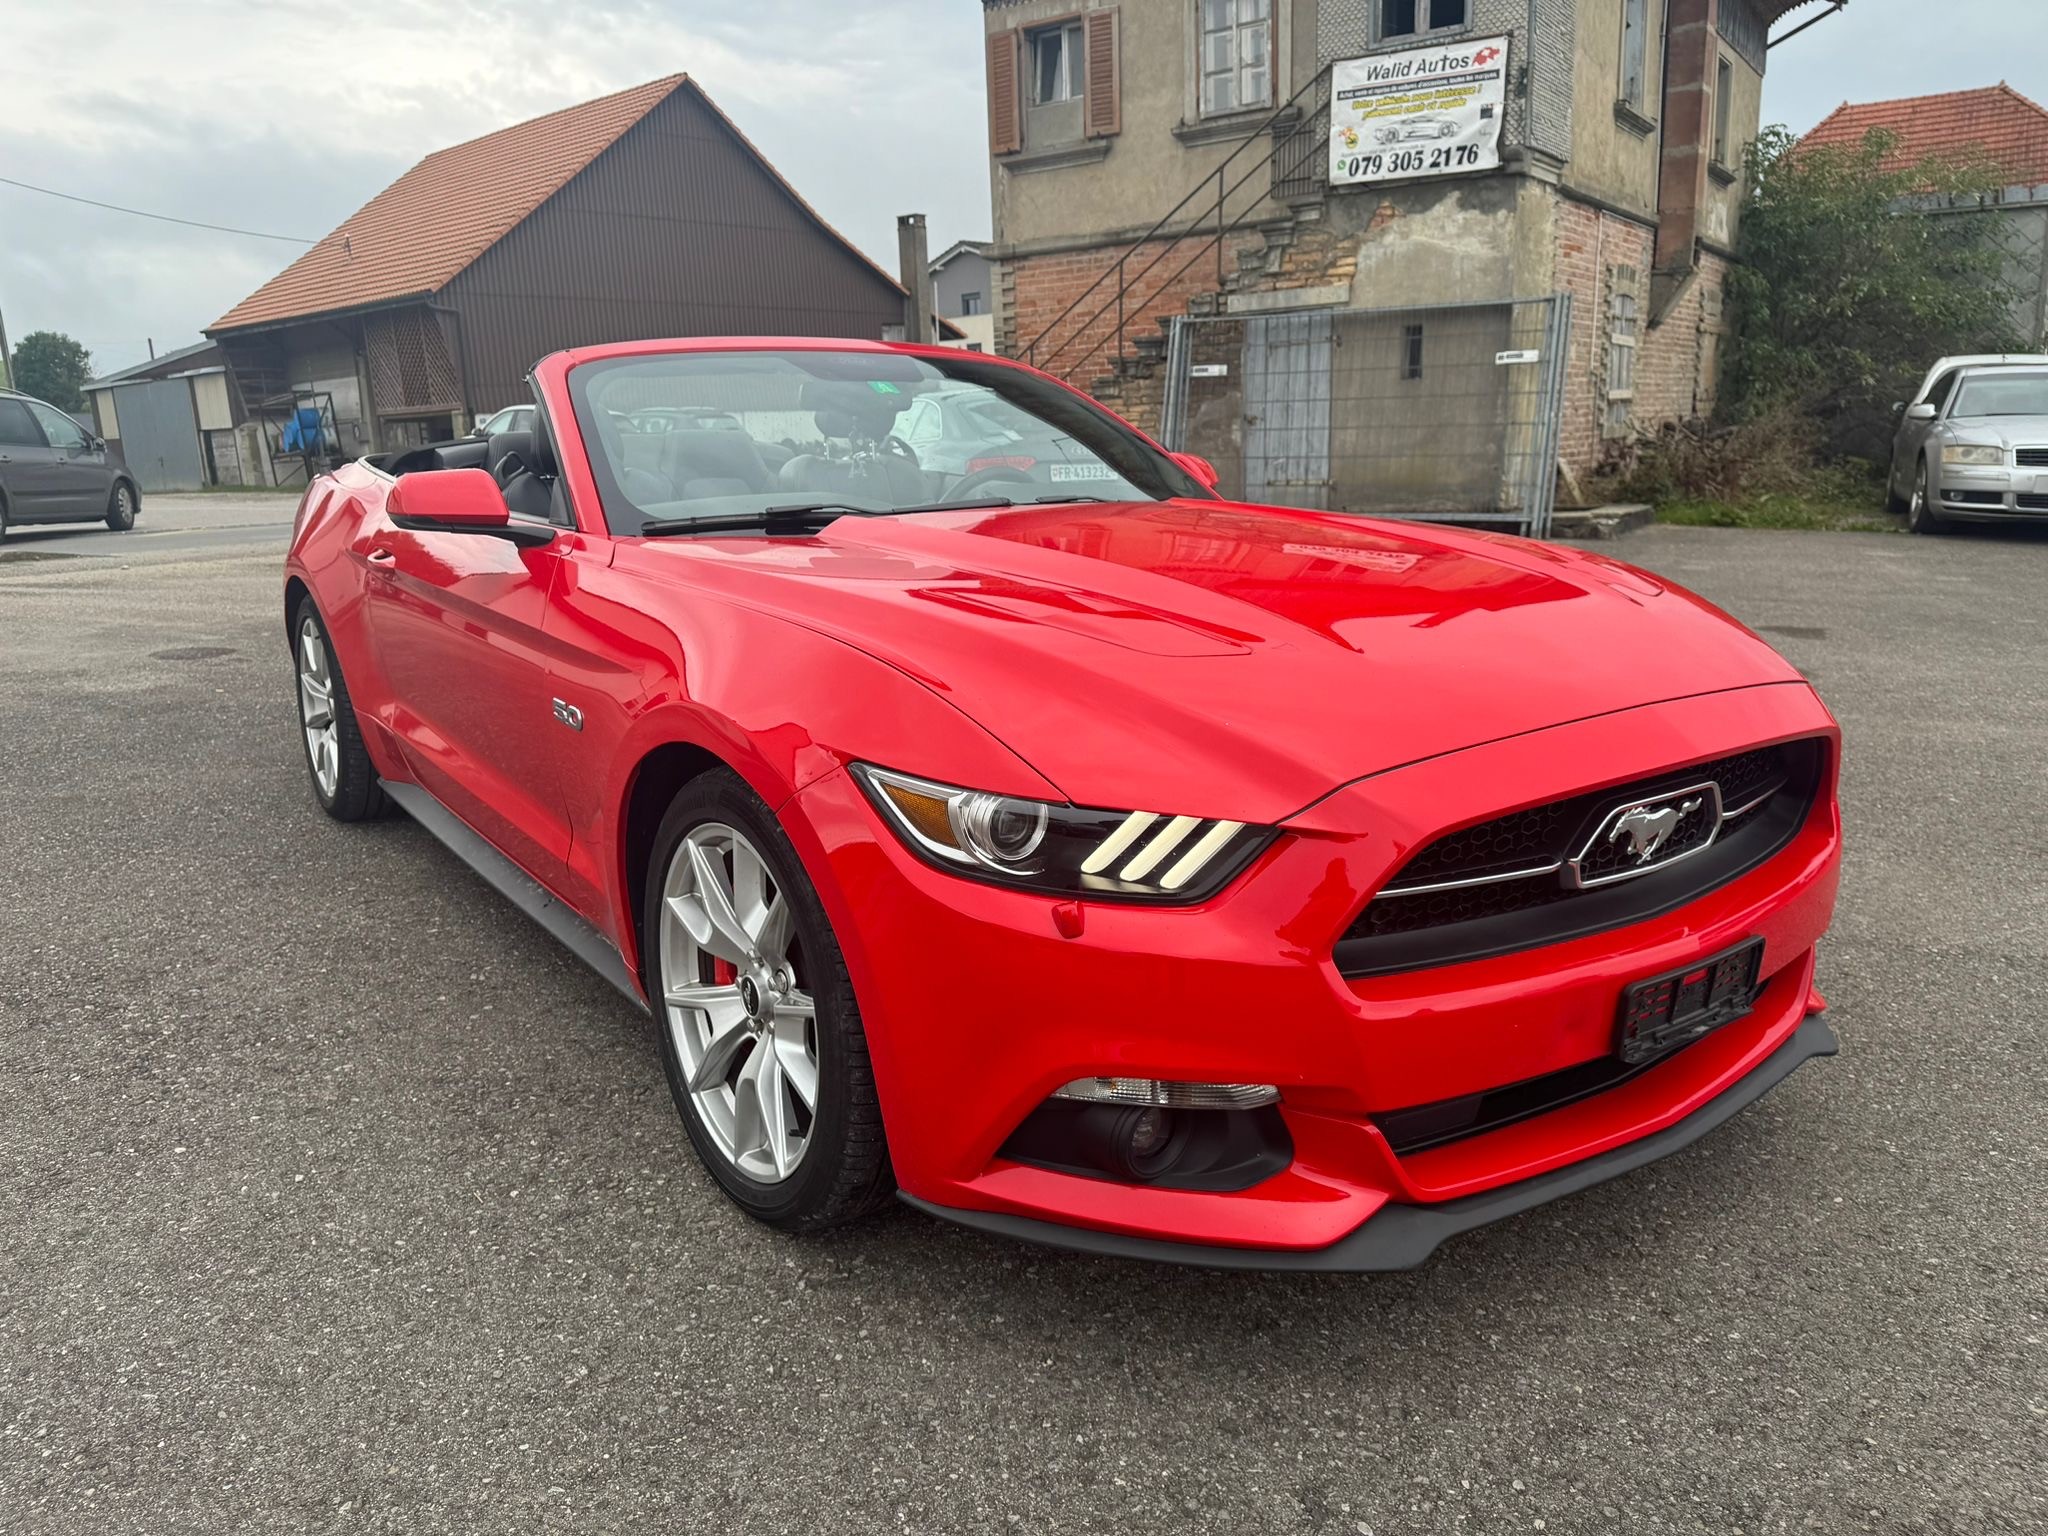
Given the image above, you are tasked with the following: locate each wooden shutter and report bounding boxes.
[1084,9,1121,139]
[987,28,1022,155]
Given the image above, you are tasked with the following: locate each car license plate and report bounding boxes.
[1616,938,1766,1066]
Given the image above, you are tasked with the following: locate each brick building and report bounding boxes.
[980,0,1838,517]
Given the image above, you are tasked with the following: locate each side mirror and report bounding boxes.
[387,468,553,546]
[1906,403,1938,422]
[1891,401,1906,417]
[1170,451,1221,490]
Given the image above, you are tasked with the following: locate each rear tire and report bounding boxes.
[105,481,137,531]
[644,768,892,1231]
[292,595,385,821]
[1907,459,1946,535]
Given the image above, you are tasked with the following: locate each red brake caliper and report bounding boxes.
[710,957,737,986]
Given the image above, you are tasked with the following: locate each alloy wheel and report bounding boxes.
[297,617,340,797]
[659,821,820,1183]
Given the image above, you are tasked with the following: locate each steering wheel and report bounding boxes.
[946,466,1036,500]
[878,434,924,467]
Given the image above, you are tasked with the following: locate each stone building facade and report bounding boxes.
[982,0,1827,494]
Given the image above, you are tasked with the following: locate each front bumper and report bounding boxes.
[787,682,1842,1263]
[904,1013,1839,1270]
[1937,466,2048,520]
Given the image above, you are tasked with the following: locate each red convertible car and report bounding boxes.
[284,337,1841,1269]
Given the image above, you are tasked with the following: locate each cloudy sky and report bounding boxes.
[1,0,2037,379]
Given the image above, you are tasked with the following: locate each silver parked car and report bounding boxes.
[1889,363,2048,534]
[0,388,139,540]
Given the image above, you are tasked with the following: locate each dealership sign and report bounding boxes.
[1329,36,1510,187]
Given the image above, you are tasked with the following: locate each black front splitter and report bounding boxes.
[899,1015,1839,1273]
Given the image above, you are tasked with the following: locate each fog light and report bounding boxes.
[1051,1077,1280,1110]
[1114,1105,1180,1179]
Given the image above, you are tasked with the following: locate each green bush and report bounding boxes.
[1724,126,2027,460]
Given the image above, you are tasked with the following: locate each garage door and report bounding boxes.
[112,379,204,492]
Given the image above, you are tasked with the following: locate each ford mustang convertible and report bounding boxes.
[284,337,1841,1269]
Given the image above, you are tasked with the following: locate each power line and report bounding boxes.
[0,176,314,244]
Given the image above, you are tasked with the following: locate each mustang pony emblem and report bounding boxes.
[1609,797,1704,864]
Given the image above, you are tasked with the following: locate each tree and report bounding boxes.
[1724,126,2025,456]
[10,331,95,412]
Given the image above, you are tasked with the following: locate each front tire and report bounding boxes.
[645,769,891,1231]
[1885,456,1909,515]
[292,595,385,820]
[1907,459,1947,535]
[106,481,137,531]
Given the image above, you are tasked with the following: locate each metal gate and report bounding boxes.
[111,378,204,492]
[1161,294,1573,538]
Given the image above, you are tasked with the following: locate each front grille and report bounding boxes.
[2018,494,2048,511]
[2015,447,2048,468]
[1337,740,1824,975]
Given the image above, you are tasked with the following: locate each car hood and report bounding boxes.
[1945,415,2048,445]
[620,501,1804,824]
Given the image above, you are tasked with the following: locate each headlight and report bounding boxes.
[1942,443,2006,465]
[851,763,1272,903]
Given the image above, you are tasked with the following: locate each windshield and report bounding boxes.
[567,348,1213,535]
[1950,372,2048,418]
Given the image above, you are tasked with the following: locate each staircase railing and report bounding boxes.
[1019,63,1332,386]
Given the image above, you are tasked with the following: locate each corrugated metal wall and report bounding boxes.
[443,86,906,412]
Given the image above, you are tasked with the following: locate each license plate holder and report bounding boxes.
[1616,938,1766,1066]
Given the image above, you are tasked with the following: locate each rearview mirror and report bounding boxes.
[1170,451,1221,490]
[387,468,553,546]
[1906,403,1938,422]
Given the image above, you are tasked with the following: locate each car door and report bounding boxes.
[23,401,110,518]
[352,479,578,888]
[1896,369,1959,489]
[0,397,61,518]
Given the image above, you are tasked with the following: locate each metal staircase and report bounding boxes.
[1017,64,1332,395]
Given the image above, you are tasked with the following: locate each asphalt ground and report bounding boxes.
[1,502,2041,1535]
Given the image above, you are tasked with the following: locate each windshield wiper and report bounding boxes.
[1033,494,1109,503]
[639,496,1016,537]
[639,503,893,536]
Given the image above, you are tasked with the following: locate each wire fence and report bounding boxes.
[1160,295,1572,537]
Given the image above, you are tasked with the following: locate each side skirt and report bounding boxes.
[380,780,648,1012]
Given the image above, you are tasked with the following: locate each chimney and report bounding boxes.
[897,213,931,345]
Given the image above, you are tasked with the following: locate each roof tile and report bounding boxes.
[211,76,685,332]
[1801,84,2048,187]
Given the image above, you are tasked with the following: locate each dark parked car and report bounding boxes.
[0,388,139,539]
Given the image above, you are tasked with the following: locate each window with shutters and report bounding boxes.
[988,12,1117,156]
[1199,0,1272,117]
[1380,0,1468,41]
